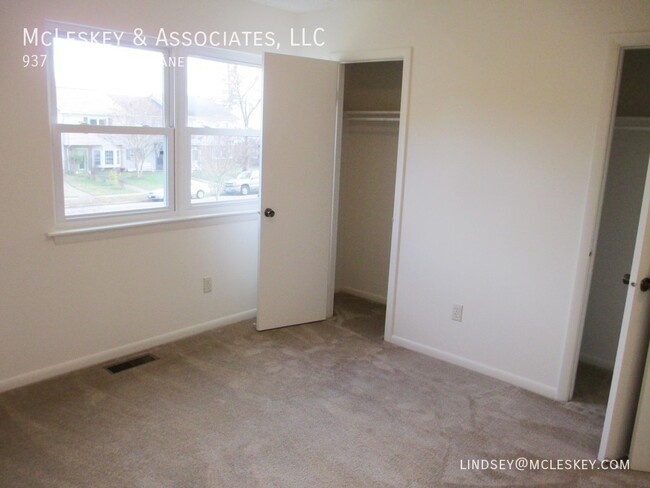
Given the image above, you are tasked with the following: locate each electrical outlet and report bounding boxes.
[452,304,463,322]
[203,277,213,293]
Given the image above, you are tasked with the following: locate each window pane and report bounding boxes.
[53,38,165,127]
[190,135,260,204]
[61,133,168,216]
[187,57,262,130]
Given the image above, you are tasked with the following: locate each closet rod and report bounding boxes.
[344,110,399,114]
[615,126,650,131]
[344,116,400,122]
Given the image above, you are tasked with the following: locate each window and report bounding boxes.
[49,24,262,228]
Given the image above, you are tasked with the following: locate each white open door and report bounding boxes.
[600,158,650,460]
[256,53,340,331]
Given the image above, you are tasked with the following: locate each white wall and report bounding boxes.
[0,0,298,391]
[300,0,650,399]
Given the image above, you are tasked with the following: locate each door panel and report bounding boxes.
[256,53,339,331]
[600,158,650,460]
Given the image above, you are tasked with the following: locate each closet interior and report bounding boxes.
[335,61,403,310]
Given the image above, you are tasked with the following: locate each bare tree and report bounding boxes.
[224,64,262,175]
[226,64,262,129]
[197,136,238,199]
[195,135,259,199]
[104,134,157,177]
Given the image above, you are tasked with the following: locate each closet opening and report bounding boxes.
[333,60,403,334]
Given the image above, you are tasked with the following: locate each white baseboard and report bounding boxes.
[389,335,558,400]
[579,353,615,371]
[336,286,387,304]
[0,309,257,394]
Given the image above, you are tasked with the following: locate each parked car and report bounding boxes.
[223,170,260,195]
[146,180,212,202]
[147,188,164,201]
[190,179,212,199]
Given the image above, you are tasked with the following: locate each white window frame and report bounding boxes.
[47,22,261,236]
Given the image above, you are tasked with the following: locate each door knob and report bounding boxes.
[623,274,650,292]
[264,208,275,218]
[641,278,650,292]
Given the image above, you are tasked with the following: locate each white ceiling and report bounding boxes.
[247,0,349,13]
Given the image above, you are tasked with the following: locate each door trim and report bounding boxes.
[329,48,412,341]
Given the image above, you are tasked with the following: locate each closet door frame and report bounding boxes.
[329,48,412,341]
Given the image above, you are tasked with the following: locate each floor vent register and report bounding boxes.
[105,354,158,374]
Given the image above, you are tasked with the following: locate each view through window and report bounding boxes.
[51,31,262,221]
[186,56,261,205]
[53,37,168,217]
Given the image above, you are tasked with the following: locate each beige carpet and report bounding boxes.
[1,294,648,487]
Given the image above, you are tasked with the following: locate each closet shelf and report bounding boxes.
[343,110,400,122]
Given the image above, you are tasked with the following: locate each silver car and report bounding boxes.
[223,170,260,195]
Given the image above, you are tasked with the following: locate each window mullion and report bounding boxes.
[55,124,171,136]
[174,47,189,214]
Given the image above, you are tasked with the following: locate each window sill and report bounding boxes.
[48,210,259,244]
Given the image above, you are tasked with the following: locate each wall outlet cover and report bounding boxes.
[452,304,463,322]
[203,277,213,293]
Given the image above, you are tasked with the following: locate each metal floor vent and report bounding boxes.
[105,354,157,374]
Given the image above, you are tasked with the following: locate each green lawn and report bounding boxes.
[122,171,164,190]
[65,171,164,195]
[65,174,133,195]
